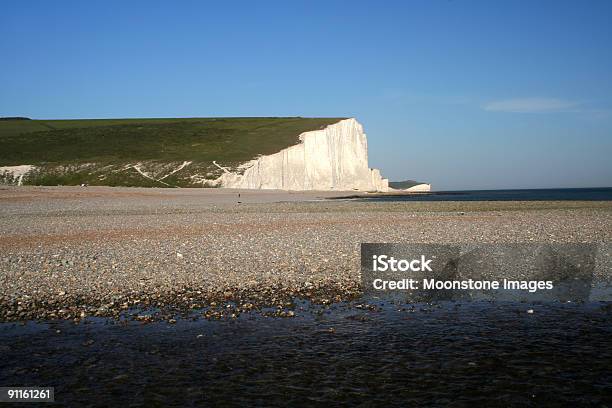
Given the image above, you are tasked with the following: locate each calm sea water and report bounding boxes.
[363,187,612,201]
[1,300,610,407]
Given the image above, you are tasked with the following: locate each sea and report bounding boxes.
[362,187,612,201]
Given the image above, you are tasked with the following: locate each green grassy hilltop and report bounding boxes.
[0,117,344,187]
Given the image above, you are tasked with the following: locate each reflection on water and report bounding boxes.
[1,300,611,407]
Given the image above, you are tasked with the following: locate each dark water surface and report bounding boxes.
[1,300,611,407]
[362,187,612,201]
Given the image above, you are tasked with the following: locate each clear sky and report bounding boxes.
[1,0,611,190]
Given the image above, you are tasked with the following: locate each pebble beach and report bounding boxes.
[1,186,611,322]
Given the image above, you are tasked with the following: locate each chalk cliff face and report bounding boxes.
[219,118,389,191]
[403,183,431,192]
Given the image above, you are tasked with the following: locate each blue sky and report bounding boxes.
[1,0,611,190]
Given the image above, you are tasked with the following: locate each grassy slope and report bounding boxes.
[0,117,345,187]
[0,117,344,166]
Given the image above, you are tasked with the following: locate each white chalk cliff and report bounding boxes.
[403,183,431,192]
[218,118,389,191]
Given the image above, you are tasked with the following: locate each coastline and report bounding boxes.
[1,186,611,322]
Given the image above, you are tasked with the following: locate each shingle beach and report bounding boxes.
[1,186,611,322]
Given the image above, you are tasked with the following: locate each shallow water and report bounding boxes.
[1,300,611,407]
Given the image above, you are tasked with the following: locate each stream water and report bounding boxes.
[1,299,611,407]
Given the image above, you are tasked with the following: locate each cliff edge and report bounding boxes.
[217,118,389,191]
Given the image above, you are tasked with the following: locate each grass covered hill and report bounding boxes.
[0,117,344,187]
